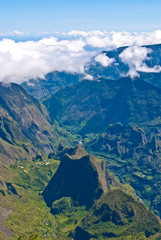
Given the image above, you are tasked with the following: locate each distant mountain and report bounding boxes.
[21,44,161,100]
[22,71,81,99]
[43,77,161,135]
[88,44,161,84]
[0,83,70,162]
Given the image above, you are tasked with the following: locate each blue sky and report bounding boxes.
[0,0,161,34]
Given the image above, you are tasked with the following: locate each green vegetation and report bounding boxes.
[43,77,161,135]
[74,189,161,240]
[2,62,161,239]
[42,145,161,239]
[86,123,161,216]
[1,136,160,239]
[0,82,77,164]
[0,156,60,240]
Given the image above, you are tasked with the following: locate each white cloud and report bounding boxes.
[85,30,161,50]
[84,74,94,80]
[119,46,161,78]
[95,54,115,67]
[0,30,161,83]
[67,30,104,37]
[86,36,111,48]
[68,30,161,50]
[0,30,25,37]
[12,30,25,35]
[0,37,94,83]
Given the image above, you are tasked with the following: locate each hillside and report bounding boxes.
[74,189,161,240]
[22,71,81,99]
[43,77,161,135]
[87,123,161,216]
[42,145,161,240]
[0,152,61,239]
[0,83,72,162]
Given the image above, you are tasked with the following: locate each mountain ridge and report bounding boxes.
[44,77,161,135]
[0,82,71,162]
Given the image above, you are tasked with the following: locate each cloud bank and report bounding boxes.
[68,30,161,49]
[0,37,93,83]
[0,30,161,83]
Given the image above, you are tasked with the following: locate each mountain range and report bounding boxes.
[1,43,161,239]
[21,44,161,99]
